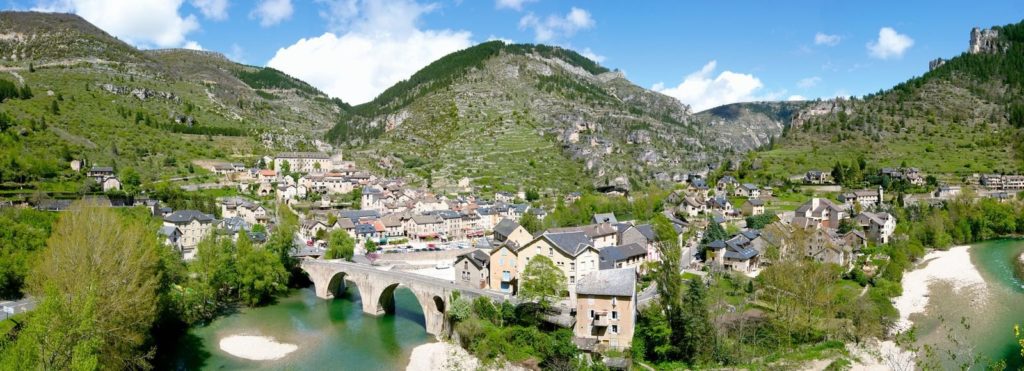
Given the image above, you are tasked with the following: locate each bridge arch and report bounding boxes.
[299,258,507,336]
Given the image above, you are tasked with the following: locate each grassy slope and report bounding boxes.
[0,66,266,193]
[754,74,1019,184]
[753,22,1024,182]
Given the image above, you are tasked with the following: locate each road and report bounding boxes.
[1,297,37,320]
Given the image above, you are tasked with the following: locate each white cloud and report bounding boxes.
[652,60,765,112]
[519,7,594,43]
[486,35,515,44]
[34,0,200,48]
[814,32,840,46]
[191,0,229,20]
[580,47,605,63]
[797,76,821,89]
[251,0,293,27]
[268,0,473,104]
[183,40,204,50]
[787,95,806,101]
[495,0,536,11]
[867,27,913,59]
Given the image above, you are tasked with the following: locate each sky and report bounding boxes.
[6,0,1024,111]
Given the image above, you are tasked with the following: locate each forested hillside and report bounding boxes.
[0,12,344,196]
[327,41,785,194]
[751,20,1024,184]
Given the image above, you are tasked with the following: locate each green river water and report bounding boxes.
[913,239,1024,369]
[159,286,433,370]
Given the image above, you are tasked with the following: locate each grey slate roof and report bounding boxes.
[599,243,647,269]
[337,209,380,221]
[635,224,656,241]
[163,210,214,224]
[455,250,490,269]
[576,268,636,297]
[412,214,443,224]
[493,218,521,238]
[593,213,617,224]
[354,223,376,235]
[541,231,594,256]
[158,225,180,237]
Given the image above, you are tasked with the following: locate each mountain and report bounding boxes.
[0,11,343,190]
[328,41,783,193]
[750,21,1024,183]
[692,101,811,151]
[0,11,791,195]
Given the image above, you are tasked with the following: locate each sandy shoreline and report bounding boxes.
[890,245,988,334]
[219,335,298,361]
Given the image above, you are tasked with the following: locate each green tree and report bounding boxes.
[0,208,55,299]
[525,189,540,201]
[325,229,355,261]
[364,239,379,253]
[518,255,565,307]
[6,201,160,369]
[745,213,777,230]
[234,234,288,306]
[519,212,542,234]
[702,219,728,245]
[678,278,718,364]
[1,285,102,370]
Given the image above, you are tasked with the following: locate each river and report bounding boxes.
[158,286,433,370]
[911,239,1024,369]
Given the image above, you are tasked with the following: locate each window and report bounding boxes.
[569,275,574,284]
[611,325,618,334]
[589,310,594,318]
[548,247,553,257]
[611,311,618,320]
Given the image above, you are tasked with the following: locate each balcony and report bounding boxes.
[593,311,609,327]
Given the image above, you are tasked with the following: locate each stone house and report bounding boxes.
[598,243,647,271]
[492,218,532,246]
[162,210,214,260]
[855,212,896,245]
[735,183,760,198]
[274,152,332,174]
[574,268,637,351]
[454,250,490,289]
[102,177,122,192]
[741,198,765,216]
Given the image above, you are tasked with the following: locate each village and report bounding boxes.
[9,148,1024,358]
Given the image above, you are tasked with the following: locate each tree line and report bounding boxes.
[0,200,302,369]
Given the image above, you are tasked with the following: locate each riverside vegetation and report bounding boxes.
[0,200,302,369]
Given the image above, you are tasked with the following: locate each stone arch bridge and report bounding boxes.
[299,258,508,336]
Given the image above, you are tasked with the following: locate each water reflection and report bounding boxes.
[158,285,432,370]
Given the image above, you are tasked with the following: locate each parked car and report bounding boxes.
[306,240,314,247]
[435,262,451,269]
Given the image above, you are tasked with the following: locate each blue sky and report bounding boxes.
[8,0,1024,111]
